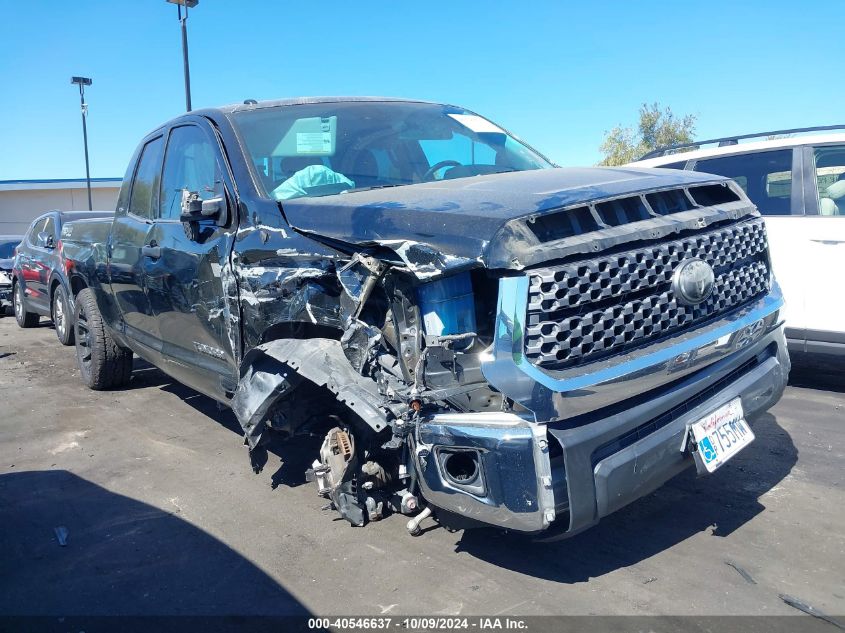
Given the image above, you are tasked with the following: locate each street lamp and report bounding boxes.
[166,0,198,112]
[70,76,93,211]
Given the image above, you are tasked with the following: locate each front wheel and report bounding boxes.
[73,288,133,390]
[13,282,39,328]
[52,285,74,346]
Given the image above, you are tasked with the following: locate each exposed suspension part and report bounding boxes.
[307,425,420,528]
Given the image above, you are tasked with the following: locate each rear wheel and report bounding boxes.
[13,281,39,328]
[52,285,74,346]
[74,288,133,390]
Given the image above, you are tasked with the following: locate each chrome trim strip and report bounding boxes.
[481,275,784,421]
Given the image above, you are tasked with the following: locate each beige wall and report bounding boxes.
[0,186,120,234]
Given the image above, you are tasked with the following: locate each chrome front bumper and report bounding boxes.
[414,412,558,533]
[415,280,790,534]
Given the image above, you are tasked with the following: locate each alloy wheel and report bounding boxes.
[54,293,66,339]
[14,284,23,321]
[75,303,93,372]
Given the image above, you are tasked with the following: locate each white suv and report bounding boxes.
[631,126,845,357]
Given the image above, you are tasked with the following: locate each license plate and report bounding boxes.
[689,398,754,473]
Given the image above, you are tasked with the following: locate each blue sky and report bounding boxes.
[0,0,841,179]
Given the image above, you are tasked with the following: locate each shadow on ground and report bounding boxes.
[789,354,845,393]
[454,412,797,583]
[125,359,320,489]
[0,470,309,616]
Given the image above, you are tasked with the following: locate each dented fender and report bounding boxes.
[232,338,393,449]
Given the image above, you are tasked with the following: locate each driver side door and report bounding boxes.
[143,122,239,401]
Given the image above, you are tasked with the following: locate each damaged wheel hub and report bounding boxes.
[308,426,419,529]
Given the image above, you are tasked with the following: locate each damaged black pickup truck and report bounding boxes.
[62,97,789,537]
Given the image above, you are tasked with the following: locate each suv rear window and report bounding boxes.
[814,145,845,216]
[27,217,48,245]
[694,149,794,216]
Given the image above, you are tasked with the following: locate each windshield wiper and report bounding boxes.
[344,169,520,194]
[343,183,409,194]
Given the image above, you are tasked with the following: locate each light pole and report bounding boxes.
[166,0,198,112]
[70,76,93,211]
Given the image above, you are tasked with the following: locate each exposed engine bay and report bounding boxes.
[233,246,505,535]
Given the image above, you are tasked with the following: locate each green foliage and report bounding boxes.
[599,103,697,166]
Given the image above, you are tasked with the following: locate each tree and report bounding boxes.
[598,103,697,166]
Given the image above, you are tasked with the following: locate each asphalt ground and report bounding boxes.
[0,316,842,623]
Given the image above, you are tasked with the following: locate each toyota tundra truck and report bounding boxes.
[61,97,790,537]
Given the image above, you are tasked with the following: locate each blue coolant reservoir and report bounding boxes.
[416,272,477,342]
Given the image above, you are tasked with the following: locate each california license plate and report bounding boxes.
[689,398,754,473]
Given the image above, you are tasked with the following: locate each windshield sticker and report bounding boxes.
[296,132,333,155]
[447,113,504,134]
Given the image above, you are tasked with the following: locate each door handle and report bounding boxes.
[141,243,161,259]
[809,238,845,245]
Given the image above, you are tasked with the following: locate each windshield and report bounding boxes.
[0,240,20,259]
[232,101,553,201]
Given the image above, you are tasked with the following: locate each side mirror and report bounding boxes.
[179,190,228,227]
[36,231,54,249]
[179,191,204,223]
[200,197,228,226]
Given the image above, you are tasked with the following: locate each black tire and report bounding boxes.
[52,285,74,346]
[13,281,39,328]
[73,288,133,390]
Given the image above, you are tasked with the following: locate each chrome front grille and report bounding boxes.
[524,218,770,369]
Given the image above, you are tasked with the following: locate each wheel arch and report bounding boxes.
[68,274,88,297]
[11,274,24,302]
[231,337,391,450]
[48,275,66,304]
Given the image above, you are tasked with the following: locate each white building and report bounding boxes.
[0,178,121,234]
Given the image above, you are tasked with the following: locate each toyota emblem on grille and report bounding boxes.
[672,259,715,306]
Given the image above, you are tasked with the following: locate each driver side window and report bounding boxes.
[159,125,224,221]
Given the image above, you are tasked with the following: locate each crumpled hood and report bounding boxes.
[281,166,730,276]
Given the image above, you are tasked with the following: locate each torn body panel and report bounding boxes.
[233,211,345,334]
[233,338,393,449]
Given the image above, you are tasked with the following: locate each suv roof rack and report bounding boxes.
[640,124,845,160]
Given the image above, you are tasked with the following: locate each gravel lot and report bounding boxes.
[0,316,842,619]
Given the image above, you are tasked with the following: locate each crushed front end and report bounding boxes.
[402,184,789,535]
[237,176,789,536]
